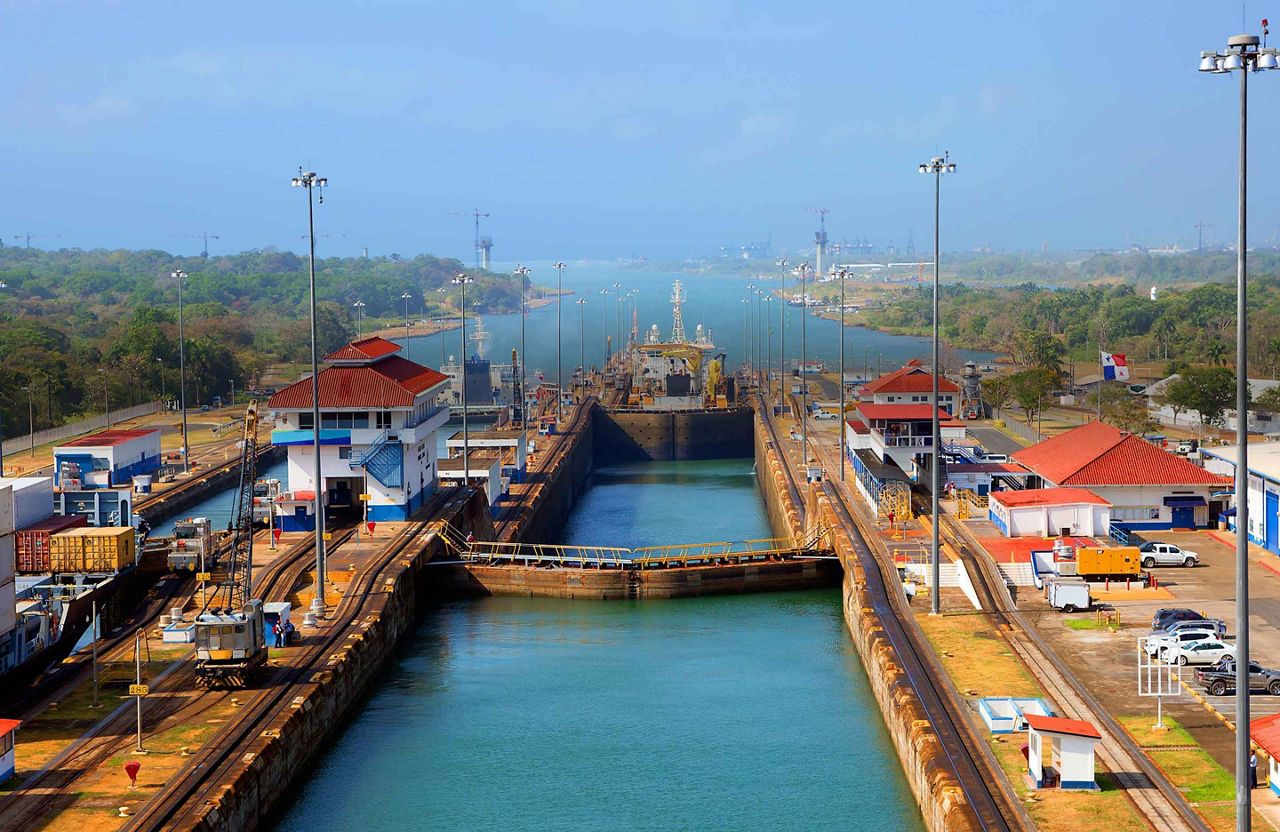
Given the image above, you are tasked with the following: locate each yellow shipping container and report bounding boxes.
[1076,546,1140,577]
[49,527,88,573]
[49,526,135,572]
[80,526,135,572]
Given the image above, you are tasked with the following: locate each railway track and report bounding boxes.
[120,507,442,831]
[933,507,1212,832]
[756,398,1024,830]
[492,399,592,540]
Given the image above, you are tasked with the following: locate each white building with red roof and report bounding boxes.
[859,359,959,412]
[1025,714,1101,790]
[52,428,162,489]
[845,402,966,483]
[989,487,1111,538]
[1011,422,1231,531]
[267,336,450,529]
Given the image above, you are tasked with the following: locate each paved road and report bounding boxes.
[965,424,1027,456]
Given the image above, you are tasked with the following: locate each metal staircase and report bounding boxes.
[350,430,403,488]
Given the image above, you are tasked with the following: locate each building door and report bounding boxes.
[1172,506,1194,529]
[1266,490,1279,552]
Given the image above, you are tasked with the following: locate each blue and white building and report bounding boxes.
[267,337,451,529]
[52,429,161,489]
[1202,442,1280,554]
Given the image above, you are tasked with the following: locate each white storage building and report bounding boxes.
[988,488,1111,538]
[52,429,162,489]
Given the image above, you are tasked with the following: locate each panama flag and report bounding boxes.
[1101,351,1130,381]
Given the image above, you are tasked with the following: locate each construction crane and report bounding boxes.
[1194,222,1217,254]
[193,401,266,687]
[175,232,220,258]
[13,232,60,248]
[449,209,490,269]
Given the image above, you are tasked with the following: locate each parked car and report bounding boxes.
[1196,657,1280,696]
[1138,541,1199,568]
[1145,628,1220,657]
[1151,608,1206,631]
[979,453,1009,463]
[1165,618,1227,638]
[1164,638,1234,666]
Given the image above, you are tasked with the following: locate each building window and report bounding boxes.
[338,446,352,460]
[1113,506,1160,521]
[320,412,368,429]
[376,411,393,429]
[299,412,314,430]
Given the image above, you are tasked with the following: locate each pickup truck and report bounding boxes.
[1138,541,1199,568]
[1196,658,1280,696]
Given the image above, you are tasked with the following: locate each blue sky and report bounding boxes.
[2,2,1276,259]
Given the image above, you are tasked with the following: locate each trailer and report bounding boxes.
[1046,577,1091,613]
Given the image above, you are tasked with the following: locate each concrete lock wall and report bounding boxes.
[593,408,753,462]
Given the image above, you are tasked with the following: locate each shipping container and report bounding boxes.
[0,477,55,530]
[49,528,86,573]
[0,484,11,536]
[0,535,12,585]
[80,526,135,572]
[1076,545,1140,577]
[0,578,14,635]
[16,514,88,573]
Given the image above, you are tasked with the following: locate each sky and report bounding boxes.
[2,1,1278,260]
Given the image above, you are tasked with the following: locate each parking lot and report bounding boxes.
[1023,528,1280,770]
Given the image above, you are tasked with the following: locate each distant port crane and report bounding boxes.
[13,232,60,248]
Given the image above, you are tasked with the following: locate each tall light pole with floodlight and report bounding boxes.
[746,282,756,378]
[553,262,566,421]
[353,300,366,336]
[919,153,955,617]
[22,386,33,457]
[401,292,413,361]
[291,167,328,619]
[1199,32,1276,829]
[797,263,811,464]
[514,265,530,426]
[452,273,474,480]
[171,269,190,474]
[837,268,848,481]
[600,288,610,368]
[763,296,773,392]
[576,297,587,398]
[776,259,788,408]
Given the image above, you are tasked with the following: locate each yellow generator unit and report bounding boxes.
[1074,546,1140,577]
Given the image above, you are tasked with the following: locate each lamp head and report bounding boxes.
[1224,53,1245,70]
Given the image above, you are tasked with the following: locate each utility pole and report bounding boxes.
[554,262,566,421]
[452,273,474,481]
[514,266,530,425]
[777,259,788,409]
[172,270,190,474]
[798,262,811,465]
[838,269,847,481]
[291,167,328,620]
[402,292,413,362]
[576,297,588,399]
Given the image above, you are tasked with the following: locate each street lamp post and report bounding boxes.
[22,386,33,457]
[600,288,610,368]
[401,292,413,361]
[100,369,110,428]
[170,269,190,474]
[756,289,765,388]
[553,262,566,422]
[514,266,530,426]
[1199,33,1276,829]
[798,263,811,464]
[353,300,366,336]
[763,296,773,392]
[838,269,848,481]
[777,259,788,409]
[452,273,474,481]
[290,167,328,620]
[746,282,756,379]
[436,287,448,369]
[919,153,957,617]
[742,298,749,374]
[613,282,622,356]
[576,297,587,399]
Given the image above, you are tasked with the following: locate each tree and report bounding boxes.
[1205,338,1228,367]
[981,376,1012,419]
[1009,368,1057,429]
[1166,366,1236,429]
[1110,395,1157,435]
[1255,385,1280,414]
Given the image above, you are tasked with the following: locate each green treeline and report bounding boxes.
[0,247,540,440]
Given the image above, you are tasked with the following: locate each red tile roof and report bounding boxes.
[1252,713,1280,757]
[864,363,959,395]
[857,403,952,421]
[60,428,159,447]
[947,463,1030,474]
[268,355,447,409]
[991,487,1110,508]
[323,336,403,362]
[845,420,870,434]
[0,718,19,735]
[1025,714,1101,739]
[1012,421,1230,487]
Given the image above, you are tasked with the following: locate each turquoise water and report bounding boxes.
[271,459,924,832]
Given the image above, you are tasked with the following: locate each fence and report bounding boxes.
[997,412,1042,444]
[2,401,163,458]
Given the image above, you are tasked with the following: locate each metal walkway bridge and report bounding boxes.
[437,524,832,570]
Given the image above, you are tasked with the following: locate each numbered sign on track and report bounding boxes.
[129,684,149,696]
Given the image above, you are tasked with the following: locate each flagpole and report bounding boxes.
[1097,347,1103,423]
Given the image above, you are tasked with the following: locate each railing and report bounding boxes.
[405,403,450,430]
[437,523,830,570]
[352,430,389,467]
[879,434,933,448]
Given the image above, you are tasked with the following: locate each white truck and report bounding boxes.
[1046,577,1091,613]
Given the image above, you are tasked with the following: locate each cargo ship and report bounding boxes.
[616,281,726,410]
